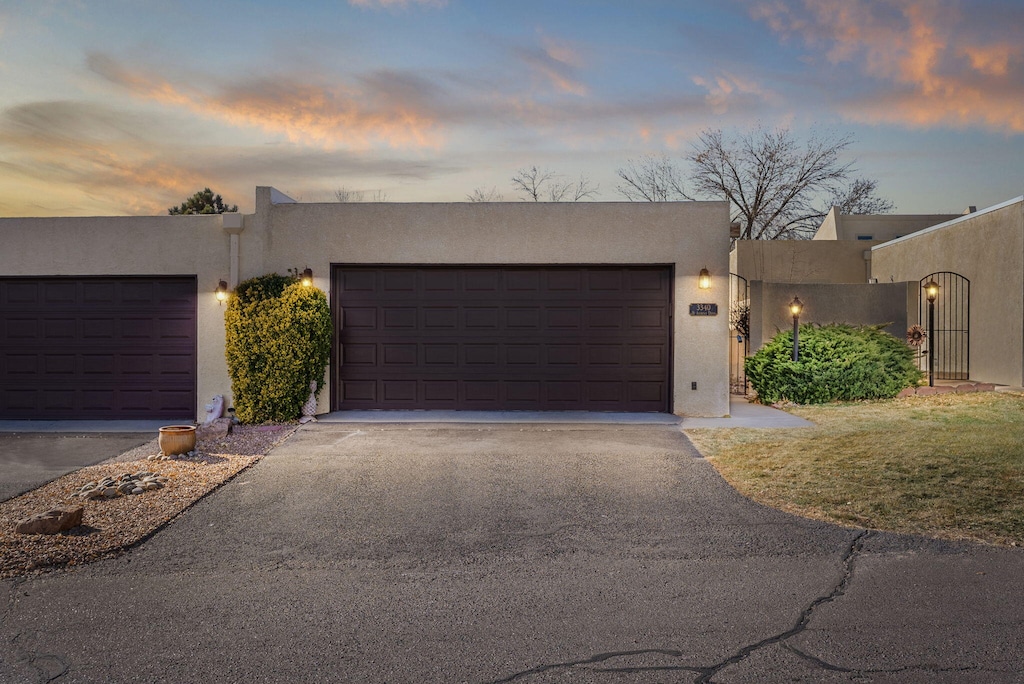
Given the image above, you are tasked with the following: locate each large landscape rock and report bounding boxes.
[196,418,232,440]
[15,507,84,535]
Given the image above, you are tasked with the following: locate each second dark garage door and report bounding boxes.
[0,276,197,420]
[333,265,672,412]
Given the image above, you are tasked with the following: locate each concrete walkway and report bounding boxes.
[681,395,814,428]
[319,396,810,428]
[2,422,1021,682]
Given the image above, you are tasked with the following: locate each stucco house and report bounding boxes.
[0,187,732,421]
[729,195,1024,389]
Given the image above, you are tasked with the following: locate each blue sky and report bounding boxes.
[0,0,1021,216]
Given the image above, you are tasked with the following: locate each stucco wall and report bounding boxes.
[871,198,1024,386]
[813,209,960,242]
[0,215,232,418]
[248,188,731,417]
[748,281,913,352]
[0,190,732,418]
[730,239,875,284]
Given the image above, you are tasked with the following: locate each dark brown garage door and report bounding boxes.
[0,276,197,420]
[333,265,672,412]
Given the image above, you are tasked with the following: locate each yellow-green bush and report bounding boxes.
[224,273,332,423]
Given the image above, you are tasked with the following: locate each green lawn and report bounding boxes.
[685,391,1024,546]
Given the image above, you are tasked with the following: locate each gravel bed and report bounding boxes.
[0,424,297,579]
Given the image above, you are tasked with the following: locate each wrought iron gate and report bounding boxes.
[729,273,750,394]
[918,272,970,381]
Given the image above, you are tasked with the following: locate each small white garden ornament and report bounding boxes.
[202,395,224,427]
[300,381,318,424]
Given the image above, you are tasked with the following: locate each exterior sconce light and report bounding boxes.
[215,280,229,304]
[789,296,803,361]
[301,268,314,287]
[924,280,939,386]
[698,267,711,290]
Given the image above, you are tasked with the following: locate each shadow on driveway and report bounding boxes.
[0,433,152,502]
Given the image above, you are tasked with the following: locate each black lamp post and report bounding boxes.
[790,296,803,361]
[924,280,939,387]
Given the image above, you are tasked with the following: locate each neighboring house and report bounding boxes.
[731,196,1024,389]
[812,208,965,243]
[0,188,732,421]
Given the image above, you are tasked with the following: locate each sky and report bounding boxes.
[0,0,1022,216]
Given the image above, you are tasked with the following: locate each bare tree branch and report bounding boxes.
[615,154,687,201]
[335,187,389,202]
[466,186,505,202]
[829,177,897,214]
[683,126,891,239]
[511,166,598,202]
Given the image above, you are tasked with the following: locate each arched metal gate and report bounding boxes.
[919,272,970,381]
[729,273,750,394]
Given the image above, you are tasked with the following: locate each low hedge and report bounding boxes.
[745,323,923,404]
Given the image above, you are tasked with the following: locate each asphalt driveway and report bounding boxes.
[2,422,1022,682]
[0,432,153,503]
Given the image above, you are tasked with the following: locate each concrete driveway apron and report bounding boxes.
[2,421,1022,682]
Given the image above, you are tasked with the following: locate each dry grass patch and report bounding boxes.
[685,392,1024,546]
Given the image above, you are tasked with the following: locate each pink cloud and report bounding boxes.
[87,53,446,149]
[750,0,1024,132]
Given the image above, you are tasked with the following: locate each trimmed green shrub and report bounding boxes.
[224,273,332,423]
[745,323,923,405]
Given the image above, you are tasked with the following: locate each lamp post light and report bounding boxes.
[924,280,939,387]
[790,296,803,361]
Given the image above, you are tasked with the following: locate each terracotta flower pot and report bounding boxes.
[158,425,197,456]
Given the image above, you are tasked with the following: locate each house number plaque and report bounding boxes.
[689,303,718,316]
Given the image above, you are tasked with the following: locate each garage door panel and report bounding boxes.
[465,308,499,329]
[343,307,377,329]
[382,344,417,365]
[0,277,196,419]
[341,380,376,402]
[82,318,116,339]
[383,270,417,292]
[424,344,458,365]
[423,270,458,292]
[334,266,671,412]
[506,271,540,291]
[546,308,582,329]
[423,307,458,329]
[382,308,417,329]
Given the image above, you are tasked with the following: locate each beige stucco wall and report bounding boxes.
[245,187,731,417]
[747,281,914,352]
[730,239,875,284]
[0,188,733,419]
[0,215,233,419]
[813,208,961,242]
[871,198,1024,386]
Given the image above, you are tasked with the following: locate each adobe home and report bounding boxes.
[0,187,732,421]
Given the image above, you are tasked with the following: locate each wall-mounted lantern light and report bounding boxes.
[698,267,711,290]
[215,280,229,304]
[301,267,314,287]
[789,296,803,361]
[924,280,939,386]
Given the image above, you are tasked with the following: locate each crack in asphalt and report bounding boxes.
[2,581,70,683]
[694,529,869,683]
[487,529,871,683]
[484,649,705,683]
